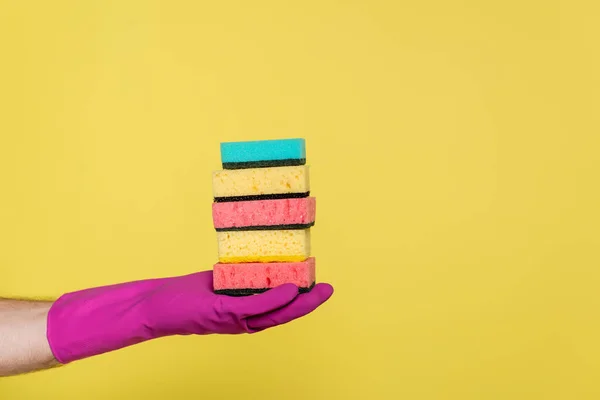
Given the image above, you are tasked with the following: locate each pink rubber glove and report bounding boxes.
[46,270,333,364]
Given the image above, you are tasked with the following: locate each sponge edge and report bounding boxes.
[213,257,316,295]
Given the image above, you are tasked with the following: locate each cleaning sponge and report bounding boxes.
[212,197,316,231]
[213,257,316,296]
[212,165,309,202]
[216,228,311,263]
[220,138,305,169]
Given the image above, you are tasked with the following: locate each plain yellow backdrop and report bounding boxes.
[1,0,599,399]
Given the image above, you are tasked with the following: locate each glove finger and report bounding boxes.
[223,283,299,318]
[246,283,333,331]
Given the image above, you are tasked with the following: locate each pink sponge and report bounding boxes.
[213,257,316,295]
[212,197,316,231]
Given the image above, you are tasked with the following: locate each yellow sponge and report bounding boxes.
[212,165,309,201]
[216,229,311,263]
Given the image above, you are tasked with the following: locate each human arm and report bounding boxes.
[0,270,333,377]
[0,298,59,376]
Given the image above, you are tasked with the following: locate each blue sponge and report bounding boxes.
[220,138,306,169]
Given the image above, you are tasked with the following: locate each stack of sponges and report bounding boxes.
[211,138,316,296]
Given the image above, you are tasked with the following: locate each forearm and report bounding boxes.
[0,298,59,376]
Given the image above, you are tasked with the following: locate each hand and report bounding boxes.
[143,270,333,334]
[47,270,334,364]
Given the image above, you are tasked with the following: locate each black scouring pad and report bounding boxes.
[214,282,315,297]
[222,158,306,170]
[213,192,310,203]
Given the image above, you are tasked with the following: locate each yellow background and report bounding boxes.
[1,1,599,399]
